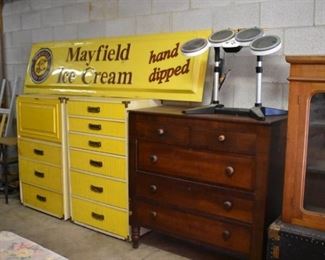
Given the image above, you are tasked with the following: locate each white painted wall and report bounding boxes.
[2,0,324,109]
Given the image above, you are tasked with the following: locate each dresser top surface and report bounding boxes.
[129,105,287,125]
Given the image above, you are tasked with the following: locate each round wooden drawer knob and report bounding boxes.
[150,184,157,193]
[157,128,165,135]
[223,201,233,211]
[150,211,157,218]
[222,230,231,241]
[149,155,158,163]
[225,166,234,177]
[218,134,226,142]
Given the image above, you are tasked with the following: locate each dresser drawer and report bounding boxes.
[137,141,255,190]
[22,184,63,218]
[71,171,127,209]
[133,114,190,146]
[72,197,128,238]
[19,158,62,192]
[18,139,61,165]
[134,201,251,255]
[17,96,61,143]
[70,149,126,180]
[69,133,125,156]
[69,117,125,138]
[68,100,126,120]
[191,126,256,155]
[135,173,254,223]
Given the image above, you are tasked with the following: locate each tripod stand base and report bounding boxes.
[183,104,287,121]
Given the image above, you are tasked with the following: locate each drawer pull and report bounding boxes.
[91,212,105,221]
[157,128,165,135]
[90,185,104,193]
[223,201,233,211]
[87,106,101,113]
[34,170,45,178]
[150,211,157,218]
[88,140,102,148]
[218,134,226,142]
[150,184,157,193]
[225,166,234,177]
[36,194,47,202]
[149,155,158,163]
[88,123,102,131]
[89,159,103,168]
[222,230,231,241]
[33,149,44,156]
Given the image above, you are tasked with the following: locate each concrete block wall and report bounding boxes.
[2,0,325,108]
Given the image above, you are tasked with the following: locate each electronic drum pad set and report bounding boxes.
[181,27,287,120]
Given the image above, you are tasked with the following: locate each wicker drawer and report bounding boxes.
[137,141,255,190]
[71,197,128,238]
[135,173,254,223]
[69,133,125,156]
[22,184,63,218]
[70,171,127,209]
[19,158,62,193]
[17,96,61,143]
[69,117,125,138]
[134,200,251,255]
[68,100,126,120]
[69,149,126,180]
[133,114,190,146]
[18,139,61,165]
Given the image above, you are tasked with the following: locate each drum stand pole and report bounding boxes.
[183,47,224,114]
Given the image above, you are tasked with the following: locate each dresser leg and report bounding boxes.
[131,226,140,248]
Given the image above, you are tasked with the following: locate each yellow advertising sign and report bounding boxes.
[24,30,210,101]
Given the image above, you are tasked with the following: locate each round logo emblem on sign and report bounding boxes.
[30,48,52,83]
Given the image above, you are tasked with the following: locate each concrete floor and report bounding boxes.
[0,192,236,260]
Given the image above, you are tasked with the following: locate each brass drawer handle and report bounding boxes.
[222,230,231,241]
[34,170,45,178]
[90,185,104,193]
[89,159,103,168]
[218,134,226,142]
[87,106,101,113]
[33,149,44,156]
[149,155,158,163]
[223,201,233,211]
[150,211,157,218]
[36,194,47,202]
[225,166,234,177]
[157,128,165,135]
[88,140,102,148]
[88,123,102,131]
[150,184,157,193]
[91,212,105,221]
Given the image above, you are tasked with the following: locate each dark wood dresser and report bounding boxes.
[129,106,287,259]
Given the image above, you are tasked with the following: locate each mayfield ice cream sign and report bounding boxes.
[25,30,210,101]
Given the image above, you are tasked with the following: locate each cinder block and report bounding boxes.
[54,24,78,40]
[30,0,52,10]
[4,47,24,65]
[315,0,325,25]
[8,0,31,14]
[52,0,77,7]
[41,7,64,27]
[191,0,231,9]
[136,14,170,34]
[260,82,285,109]
[261,0,313,28]
[22,11,41,30]
[32,28,54,43]
[172,9,213,31]
[89,0,118,21]
[152,0,189,14]
[284,27,325,55]
[3,15,21,32]
[262,55,289,84]
[78,21,106,39]
[3,33,12,49]
[212,3,260,30]
[105,18,136,36]
[63,3,90,24]
[12,30,33,47]
[118,0,151,17]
